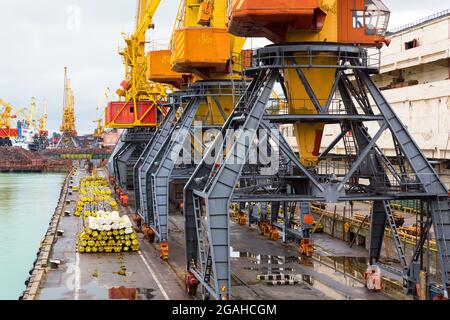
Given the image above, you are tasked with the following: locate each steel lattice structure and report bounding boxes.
[183,43,450,300]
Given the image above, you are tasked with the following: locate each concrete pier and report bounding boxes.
[22,166,189,300]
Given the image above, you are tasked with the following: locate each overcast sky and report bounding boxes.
[0,1,448,134]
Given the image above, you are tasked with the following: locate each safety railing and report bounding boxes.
[388,9,450,35]
[310,205,437,251]
[316,159,433,194]
[248,48,381,71]
[179,80,249,97]
[267,98,352,115]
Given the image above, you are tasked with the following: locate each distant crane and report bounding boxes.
[0,97,47,147]
[25,98,49,151]
[93,88,111,138]
[57,67,80,148]
[38,99,48,137]
[14,97,48,139]
[0,98,18,146]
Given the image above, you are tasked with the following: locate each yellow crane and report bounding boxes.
[93,88,111,138]
[57,67,80,148]
[143,0,248,265]
[106,0,169,128]
[60,67,76,136]
[169,0,247,124]
[13,98,48,138]
[0,98,18,139]
[38,99,48,137]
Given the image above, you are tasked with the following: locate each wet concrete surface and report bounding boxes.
[166,212,402,300]
[229,223,392,300]
[37,167,189,300]
[38,166,406,300]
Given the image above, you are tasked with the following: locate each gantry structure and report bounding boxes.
[182,0,450,299]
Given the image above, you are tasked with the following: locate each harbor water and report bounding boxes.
[0,173,66,300]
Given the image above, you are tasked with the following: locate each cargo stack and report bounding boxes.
[74,175,139,253]
[74,176,118,218]
[77,211,139,253]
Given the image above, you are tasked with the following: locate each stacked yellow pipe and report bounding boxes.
[77,211,140,253]
[74,175,139,253]
[74,176,117,218]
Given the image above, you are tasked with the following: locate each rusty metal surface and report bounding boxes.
[0,147,71,172]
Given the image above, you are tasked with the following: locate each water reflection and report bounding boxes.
[230,246,390,300]
[40,283,155,300]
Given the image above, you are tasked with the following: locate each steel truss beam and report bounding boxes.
[111,128,155,190]
[138,82,248,249]
[135,105,178,221]
[185,67,279,299]
[184,43,450,299]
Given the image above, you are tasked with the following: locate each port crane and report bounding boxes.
[0,98,18,146]
[178,0,450,300]
[0,96,46,148]
[38,99,48,137]
[57,67,80,148]
[93,88,111,139]
[135,0,248,264]
[107,0,171,191]
[14,97,48,138]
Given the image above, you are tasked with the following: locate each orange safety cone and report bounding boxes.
[120,194,129,206]
[238,212,247,225]
[160,242,169,260]
[299,239,314,257]
[269,226,279,241]
[143,224,155,243]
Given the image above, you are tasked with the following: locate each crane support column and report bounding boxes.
[186,42,450,299]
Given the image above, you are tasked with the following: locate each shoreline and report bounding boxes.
[20,168,73,300]
[0,168,72,173]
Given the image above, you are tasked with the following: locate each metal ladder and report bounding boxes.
[193,195,207,270]
[193,195,214,287]
[150,175,160,233]
[383,202,408,269]
[343,130,358,157]
[433,196,450,293]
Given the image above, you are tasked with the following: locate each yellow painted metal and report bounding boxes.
[93,119,104,138]
[60,66,77,135]
[197,0,214,26]
[196,95,234,125]
[28,96,36,124]
[94,88,110,137]
[284,0,338,167]
[0,98,16,132]
[147,50,187,85]
[170,0,246,135]
[172,27,231,74]
[109,0,170,129]
[284,56,336,167]
[171,0,246,80]
[38,99,47,134]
